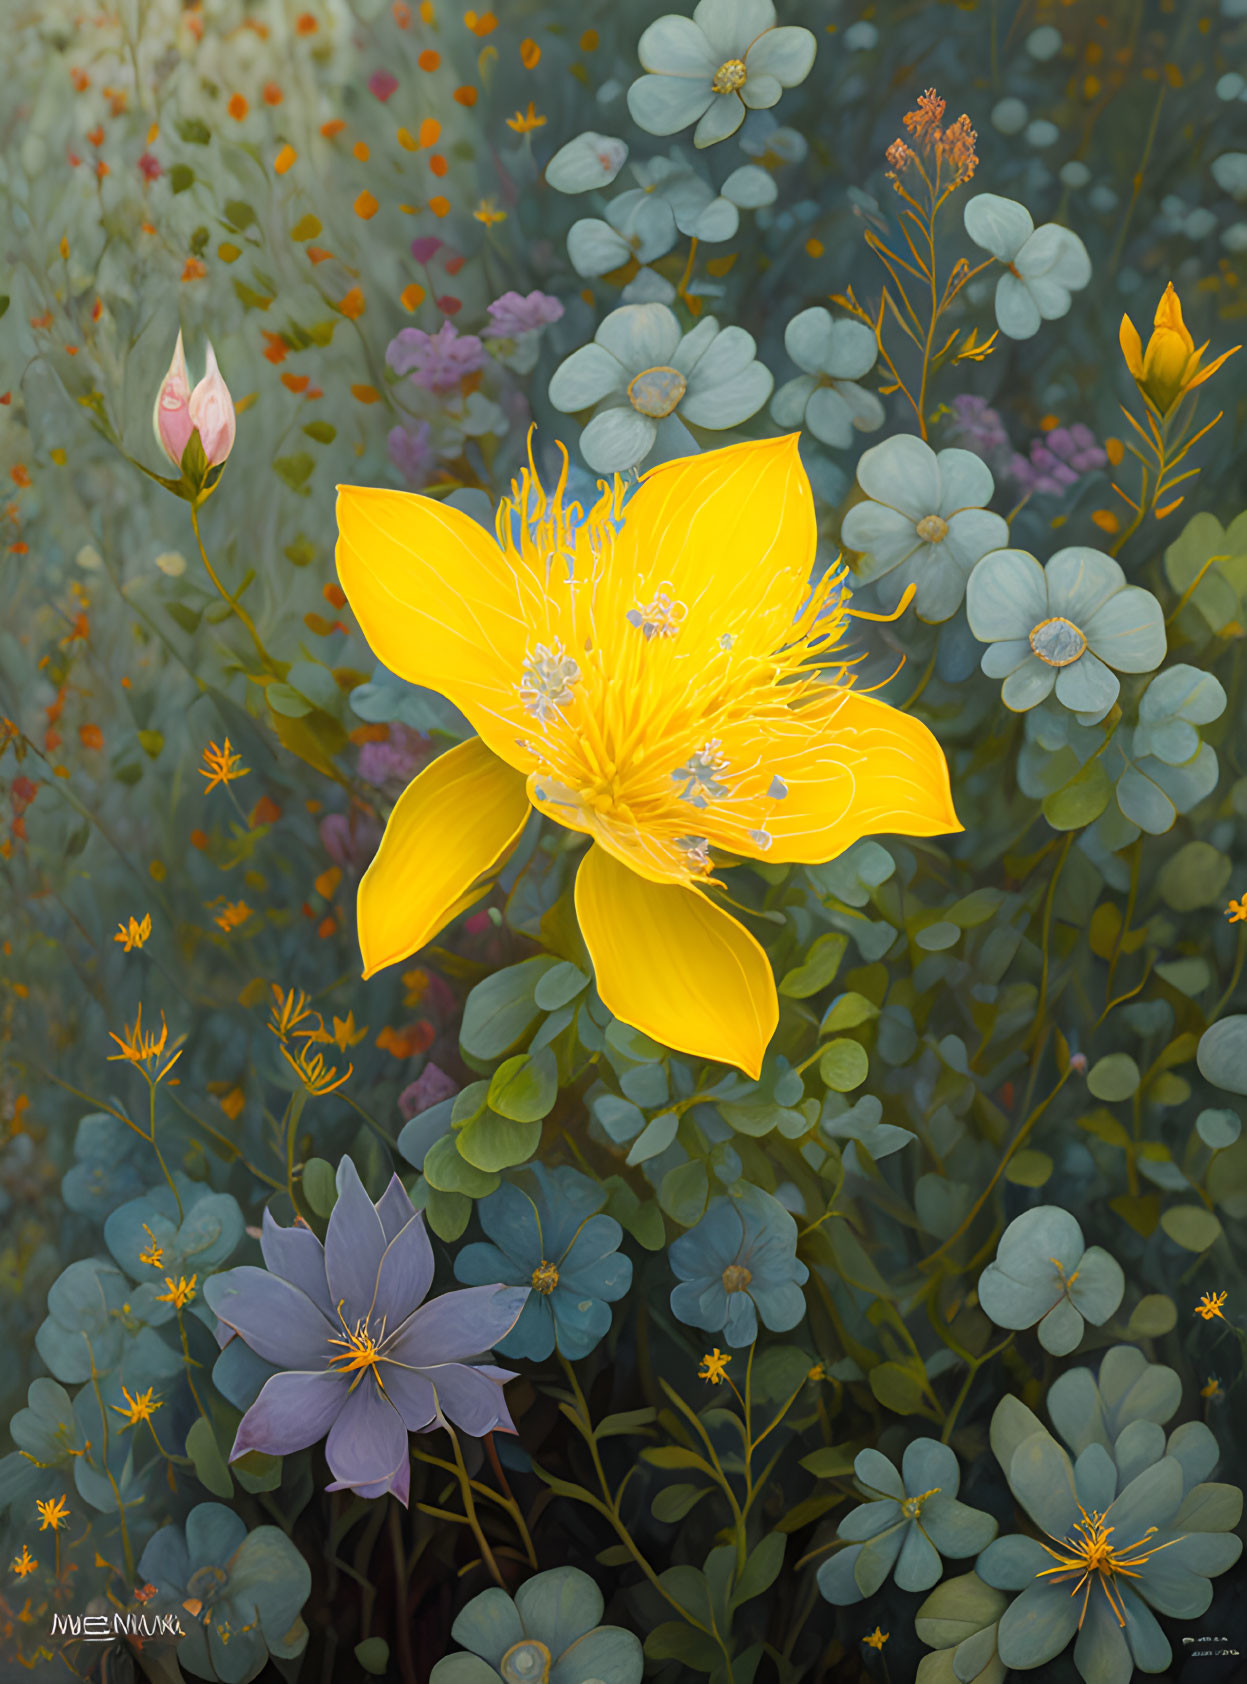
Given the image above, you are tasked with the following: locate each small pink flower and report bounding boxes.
[153,333,236,471]
[368,70,398,102]
[410,236,443,265]
[137,152,162,182]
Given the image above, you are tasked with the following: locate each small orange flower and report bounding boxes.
[506,102,547,134]
[1226,895,1247,924]
[181,257,207,282]
[321,119,347,139]
[10,1545,37,1578]
[156,1274,197,1309]
[418,49,440,70]
[400,282,426,311]
[354,190,379,219]
[200,738,249,793]
[338,286,366,319]
[1196,1291,1228,1322]
[296,11,318,32]
[36,1497,70,1533]
[227,93,249,120]
[274,144,297,175]
[263,82,283,106]
[520,38,540,68]
[78,723,104,749]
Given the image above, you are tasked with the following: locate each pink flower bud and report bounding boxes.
[152,330,194,467]
[187,341,236,467]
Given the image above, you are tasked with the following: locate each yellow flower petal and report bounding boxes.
[702,686,960,863]
[335,486,532,769]
[574,844,778,1077]
[357,738,530,978]
[612,434,817,656]
[1118,312,1144,382]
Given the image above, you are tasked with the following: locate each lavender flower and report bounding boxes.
[482,290,564,338]
[387,421,434,487]
[386,321,486,392]
[946,394,1011,468]
[399,1061,458,1121]
[358,725,430,787]
[1011,424,1107,498]
[204,1158,527,1504]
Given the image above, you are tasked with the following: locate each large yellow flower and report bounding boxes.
[336,436,959,1078]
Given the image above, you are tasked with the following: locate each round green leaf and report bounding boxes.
[1126,1295,1177,1338]
[1160,1205,1223,1252]
[488,1048,558,1122]
[1043,757,1112,831]
[1196,1109,1242,1150]
[300,1157,337,1217]
[1157,842,1232,911]
[820,1039,869,1092]
[1087,1053,1140,1102]
[1198,1017,1247,1096]
[1005,1150,1053,1187]
[355,1639,390,1676]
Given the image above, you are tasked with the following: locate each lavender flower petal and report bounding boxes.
[423,1363,519,1436]
[372,1214,435,1329]
[324,1158,387,1318]
[388,1284,529,1364]
[379,1363,438,1433]
[376,1174,419,1244]
[231,1369,347,1459]
[259,1208,332,1319]
[324,1381,410,1497]
[203,1267,333,1369]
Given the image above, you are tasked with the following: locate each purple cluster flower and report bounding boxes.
[946,394,1011,466]
[399,1061,458,1121]
[387,421,433,487]
[204,1158,527,1503]
[386,321,485,392]
[1011,424,1107,498]
[357,724,430,787]
[482,290,564,338]
[319,809,381,874]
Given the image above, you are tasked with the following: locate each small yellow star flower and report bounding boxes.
[1196,1290,1228,1322]
[807,1362,826,1383]
[199,738,250,794]
[281,1041,353,1097]
[269,983,323,1042]
[473,197,506,226]
[114,914,152,952]
[331,1010,368,1051]
[157,1274,198,1309]
[213,900,253,932]
[112,1387,163,1429]
[1201,1376,1224,1402]
[698,1348,731,1384]
[1226,895,1247,924]
[506,102,546,133]
[36,1496,69,1533]
[139,1225,164,1269]
[863,1628,889,1652]
[107,1004,184,1083]
[10,1545,37,1578]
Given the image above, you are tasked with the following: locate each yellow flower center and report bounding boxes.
[915,514,948,543]
[327,1303,387,1388]
[627,365,687,418]
[1037,1506,1185,1629]
[711,58,748,94]
[531,1259,560,1295]
[506,451,853,888]
[500,1640,552,1683]
[1029,616,1088,668]
[722,1263,752,1293]
[900,1486,941,1520]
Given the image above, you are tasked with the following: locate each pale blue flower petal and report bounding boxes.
[995,271,1042,339]
[895,1523,943,1592]
[856,434,941,520]
[783,305,834,374]
[1002,655,1056,710]
[825,318,878,380]
[942,508,1010,572]
[1083,586,1167,672]
[936,447,996,515]
[683,359,772,427]
[770,373,815,427]
[694,0,777,57]
[805,383,855,447]
[628,73,714,137]
[567,219,632,278]
[966,548,1049,639]
[980,637,1032,678]
[964,192,1034,261]
[840,500,919,568]
[745,25,817,85]
[694,92,748,147]
[998,1582,1080,1668]
[637,14,718,77]
[514,1565,603,1656]
[740,71,782,109]
[548,344,626,411]
[1055,651,1119,714]
[579,406,657,472]
[1074,1590,1133,1684]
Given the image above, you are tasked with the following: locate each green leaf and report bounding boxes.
[233,1450,283,1493]
[488,1048,558,1122]
[1158,841,1232,911]
[1198,1017,1247,1097]
[284,534,317,567]
[534,960,590,1011]
[422,1133,500,1196]
[820,1038,869,1092]
[658,1160,709,1227]
[223,199,257,229]
[177,117,212,145]
[170,163,195,194]
[732,1533,785,1607]
[455,1112,541,1175]
[652,1484,713,1523]
[645,1623,718,1669]
[1087,1053,1140,1102]
[1126,1295,1177,1338]
[302,420,338,445]
[642,1446,715,1472]
[186,1416,233,1498]
[266,682,313,718]
[869,1360,929,1415]
[416,1184,472,1242]
[273,452,316,492]
[1005,1150,1053,1187]
[136,730,164,758]
[819,992,880,1034]
[1160,1205,1222,1252]
[626,1109,680,1165]
[595,1407,658,1439]
[779,931,848,998]
[1043,757,1111,831]
[355,1639,390,1676]
[300,1157,337,1216]
[461,959,555,1059]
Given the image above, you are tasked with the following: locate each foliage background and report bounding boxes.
[1,0,1246,1680]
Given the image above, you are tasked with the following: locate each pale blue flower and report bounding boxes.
[431,1566,642,1684]
[548,303,772,473]
[454,1166,632,1362]
[668,1184,808,1347]
[977,1206,1124,1355]
[963,194,1091,339]
[967,546,1167,720]
[770,307,884,449]
[840,434,1009,622]
[818,1438,997,1604]
[567,190,678,278]
[628,0,816,150]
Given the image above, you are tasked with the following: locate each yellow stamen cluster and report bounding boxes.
[107,1004,184,1083]
[501,445,855,889]
[112,1386,162,1428]
[1038,1505,1183,1628]
[327,1302,387,1390]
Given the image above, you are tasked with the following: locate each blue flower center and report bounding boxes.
[1029,616,1087,667]
[500,1639,552,1683]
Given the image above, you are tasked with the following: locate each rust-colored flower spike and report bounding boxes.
[1119,283,1240,416]
[885,139,911,172]
[893,87,976,185]
[904,87,946,145]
